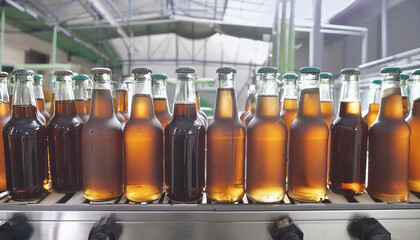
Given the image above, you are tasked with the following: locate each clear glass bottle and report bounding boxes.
[368,67,410,202]
[165,67,206,202]
[280,73,298,129]
[329,68,368,196]
[400,73,409,119]
[83,67,123,201]
[34,74,51,124]
[3,69,48,200]
[121,78,134,116]
[245,78,262,127]
[7,74,14,112]
[0,72,10,190]
[47,70,83,193]
[240,84,256,123]
[73,74,91,123]
[116,87,129,122]
[277,76,284,112]
[246,67,287,203]
[124,68,163,202]
[363,79,382,128]
[206,67,245,203]
[288,67,328,202]
[195,79,208,128]
[408,69,420,193]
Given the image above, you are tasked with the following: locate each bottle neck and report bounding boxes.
[378,79,403,119]
[152,79,168,99]
[368,84,381,105]
[297,73,321,117]
[13,80,37,107]
[55,78,75,102]
[33,84,45,99]
[283,79,298,101]
[134,79,152,95]
[256,73,279,117]
[131,79,154,118]
[214,75,238,119]
[410,78,420,116]
[401,80,408,97]
[340,78,360,102]
[90,81,115,118]
[116,89,128,112]
[74,81,89,100]
[0,80,9,104]
[174,74,196,104]
[319,82,333,102]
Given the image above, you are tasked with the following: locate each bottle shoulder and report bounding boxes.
[370,118,411,135]
[3,116,46,135]
[83,116,122,133]
[47,115,83,130]
[165,118,206,135]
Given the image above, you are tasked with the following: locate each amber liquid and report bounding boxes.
[246,95,287,203]
[402,96,409,119]
[116,89,129,122]
[280,98,298,129]
[165,103,206,202]
[49,94,55,116]
[244,103,256,127]
[407,99,420,192]
[240,103,251,123]
[329,101,368,195]
[288,88,328,202]
[124,94,163,202]
[3,105,48,200]
[368,88,410,202]
[83,89,123,201]
[47,100,83,193]
[37,98,51,124]
[363,103,379,128]
[321,101,334,184]
[8,95,12,113]
[0,103,10,190]
[75,100,90,123]
[206,89,245,203]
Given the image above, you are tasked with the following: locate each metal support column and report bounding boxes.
[279,0,287,74]
[0,7,5,71]
[50,26,57,88]
[310,0,323,68]
[381,0,387,58]
[272,0,281,67]
[287,0,295,72]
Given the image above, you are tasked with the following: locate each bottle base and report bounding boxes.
[84,189,123,202]
[125,185,163,203]
[9,191,49,202]
[246,188,285,203]
[329,183,365,196]
[288,191,326,203]
[166,192,203,203]
[206,190,244,203]
[409,180,420,193]
[367,190,408,203]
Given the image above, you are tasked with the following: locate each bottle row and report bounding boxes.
[0,65,418,204]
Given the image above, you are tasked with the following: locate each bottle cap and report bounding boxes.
[91,67,112,75]
[151,73,167,80]
[320,72,332,78]
[53,69,73,76]
[371,79,382,84]
[380,67,401,74]
[12,69,34,76]
[0,72,8,77]
[34,74,43,80]
[299,67,320,74]
[131,67,152,74]
[282,73,298,79]
[216,67,237,74]
[400,73,409,80]
[176,67,195,73]
[412,69,420,75]
[73,74,90,81]
[340,68,360,75]
[258,67,278,74]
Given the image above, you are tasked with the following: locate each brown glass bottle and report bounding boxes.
[280,73,298,129]
[0,72,10,190]
[47,70,83,193]
[247,67,287,203]
[165,67,206,202]
[3,69,48,201]
[34,74,51,124]
[83,68,123,201]
[244,100,256,127]
[363,80,382,128]
[368,67,410,202]
[207,67,245,203]
[407,69,420,193]
[49,92,55,116]
[401,73,409,119]
[73,74,91,123]
[124,68,163,202]
[116,88,129,122]
[240,84,256,123]
[288,67,328,202]
[196,91,208,128]
[111,81,126,128]
[329,69,368,196]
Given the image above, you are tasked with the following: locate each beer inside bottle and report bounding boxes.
[400,73,409,119]
[363,80,382,128]
[111,81,126,128]
[240,84,256,123]
[34,74,51,124]
[165,67,206,202]
[207,67,245,203]
[124,68,163,202]
[407,69,420,193]
[47,70,83,193]
[280,73,298,129]
[329,68,368,196]
[368,67,410,202]
[3,69,49,201]
[83,67,123,201]
[73,74,91,123]
[116,88,129,122]
[246,67,287,203]
[288,67,328,202]
[0,72,10,190]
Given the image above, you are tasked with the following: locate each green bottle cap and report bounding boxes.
[340,68,360,75]
[257,67,278,74]
[320,72,332,78]
[72,74,90,81]
[370,79,382,84]
[91,67,112,74]
[412,69,420,75]
[151,73,168,80]
[380,67,401,74]
[282,73,298,79]
[12,69,34,76]
[175,67,195,73]
[299,67,320,74]
[34,74,43,80]
[132,67,152,74]
[217,67,237,73]
[53,69,73,76]
[400,73,409,80]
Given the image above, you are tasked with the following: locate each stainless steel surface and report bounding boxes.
[0,190,419,239]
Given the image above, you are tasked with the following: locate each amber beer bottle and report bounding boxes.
[277,77,284,112]
[3,69,48,200]
[121,78,134,115]
[245,80,261,127]
[124,68,163,202]
[407,69,420,193]
[400,73,409,119]
[329,68,368,195]
[288,67,328,202]
[206,67,245,203]
[368,67,410,202]
[116,88,129,122]
[280,73,298,129]
[111,81,126,128]
[0,72,10,190]
[240,84,256,123]
[7,74,14,112]
[83,67,123,201]
[34,74,51,124]
[363,80,382,128]
[247,67,287,203]
[47,70,83,193]
[73,74,91,123]
[165,67,206,202]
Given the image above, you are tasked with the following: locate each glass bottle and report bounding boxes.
[7,74,14,112]
[0,72,10,190]
[34,74,51,124]
[116,88,129,122]
[400,73,409,119]
[47,70,83,193]
[195,85,208,128]
[111,81,126,128]
[240,84,256,123]
[329,68,368,196]
[277,76,284,112]
[3,69,48,200]
[245,79,261,127]
[49,80,55,117]
[368,67,410,202]
[124,68,163,202]
[246,67,287,203]
[206,67,245,203]
[363,79,382,128]
[121,78,134,116]
[288,67,328,202]
[165,67,206,202]
[83,67,123,201]
[73,74,91,123]
[406,69,420,193]
[280,73,298,129]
